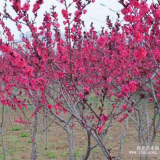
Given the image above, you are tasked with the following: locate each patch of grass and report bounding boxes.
[105,135,109,141]
[8,149,15,155]
[46,152,57,159]
[61,151,68,157]
[74,150,82,157]
[124,138,131,143]
[28,139,32,143]
[43,142,52,150]
[107,146,112,150]
[27,105,34,110]
[10,135,18,143]
[11,126,21,131]
[17,148,23,152]
[91,148,98,153]
[0,154,4,160]
[149,115,158,120]
[88,96,95,103]
[20,133,28,137]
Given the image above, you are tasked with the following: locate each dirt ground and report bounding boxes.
[0,106,160,160]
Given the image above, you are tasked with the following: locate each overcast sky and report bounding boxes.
[0,0,153,39]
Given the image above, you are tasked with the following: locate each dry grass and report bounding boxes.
[0,105,160,160]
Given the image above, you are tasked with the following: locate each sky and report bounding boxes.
[0,0,153,39]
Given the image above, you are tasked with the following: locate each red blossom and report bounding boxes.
[98,125,103,133]
[122,113,127,119]
[17,24,22,30]
[134,48,147,60]
[100,114,108,122]
[78,92,85,99]
[22,3,30,12]
[33,3,40,13]
[129,81,137,93]
[0,44,11,54]
[133,31,143,43]
[12,0,21,11]
[48,104,52,110]
[79,67,85,74]
[62,9,68,19]
[83,9,87,14]
[54,104,61,110]
[122,104,128,110]
[157,94,160,99]
[149,98,153,101]
[97,36,106,46]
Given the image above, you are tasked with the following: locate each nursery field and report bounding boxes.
[0,105,160,160]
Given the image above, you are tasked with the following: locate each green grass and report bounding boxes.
[20,133,29,137]
[61,151,68,157]
[11,126,21,131]
[0,154,4,160]
[74,150,82,157]
[149,115,159,120]
[10,135,18,143]
[124,138,131,143]
[91,148,98,153]
[46,152,57,159]
[8,149,15,155]
[27,105,34,110]
[105,135,110,141]
[27,139,32,143]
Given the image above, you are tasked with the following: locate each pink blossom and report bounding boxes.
[149,98,153,101]
[124,15,134,22]
[62,9,68,19]
[119,118,123,123]
[129,81,137,93]
[84,87,90,94]
[25,66,34,76]
[13,1,21,11]
[121,8,128,15]
[48,104,52,110]
[83,9,87,14]
[107,77,112,84]
[55,72,64,79]
[1,99,7,105]
[54,104,61,110]
[33,3,40,13]
[130,107,134,113]
[122,113,127,119]
[17,24,22,30]
[0,44,11,54]
[122,85,130,95]
[131,0,140,8]
[53,12,58,18]
[139,3,149,15]
[133,31,143,43]
[100,114,108,122]
[98,125,103,133]
[157,94,160,99]
[78,92,85,99]
[134,48,147,60]
[62,108,67,114]
[122,104,128,110]
[97,36,106,46]
[79,67,85,74]
[22,3,30,12]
